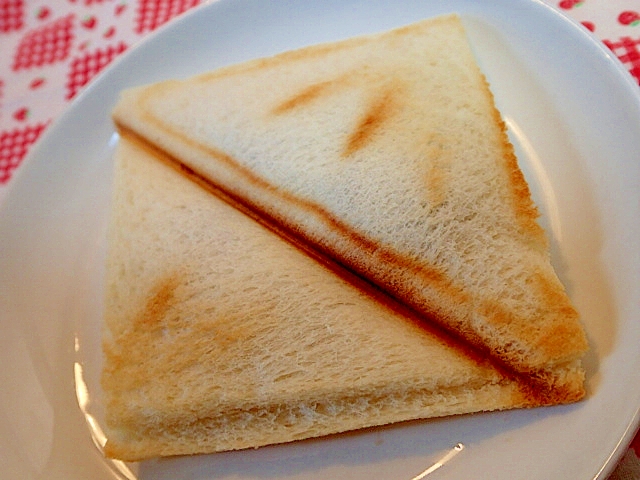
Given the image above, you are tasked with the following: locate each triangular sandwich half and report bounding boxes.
[102,135,542,461]
[111,14,588,400]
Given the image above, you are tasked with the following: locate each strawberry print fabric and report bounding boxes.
[12,13,75,70]
[0,0,200,186]
[0,0,638,478]
[0,0,24,33]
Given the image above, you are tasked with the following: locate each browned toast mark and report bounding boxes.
[343,86,400,157]
[271,73,403,158]
[271,79,339,115]
[134,275,180,331]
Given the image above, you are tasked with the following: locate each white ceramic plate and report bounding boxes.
[1,0,639,478]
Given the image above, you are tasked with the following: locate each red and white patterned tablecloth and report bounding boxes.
[0,0,639,478]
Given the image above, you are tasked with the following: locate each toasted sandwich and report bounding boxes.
[111,14,588,400]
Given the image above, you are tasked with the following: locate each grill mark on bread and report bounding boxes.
[134,275,180,331]
[344,85,400,157]
[271,76,403,157]
[106,268,251,389]
[271,79,341,115]
[103,274,182,392]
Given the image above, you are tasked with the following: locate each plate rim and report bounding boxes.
[1,0,639,478]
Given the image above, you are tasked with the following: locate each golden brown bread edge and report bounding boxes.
[111,14,588,402]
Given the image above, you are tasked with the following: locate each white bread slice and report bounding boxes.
[111,14,588,399]
[102,134,543,461]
